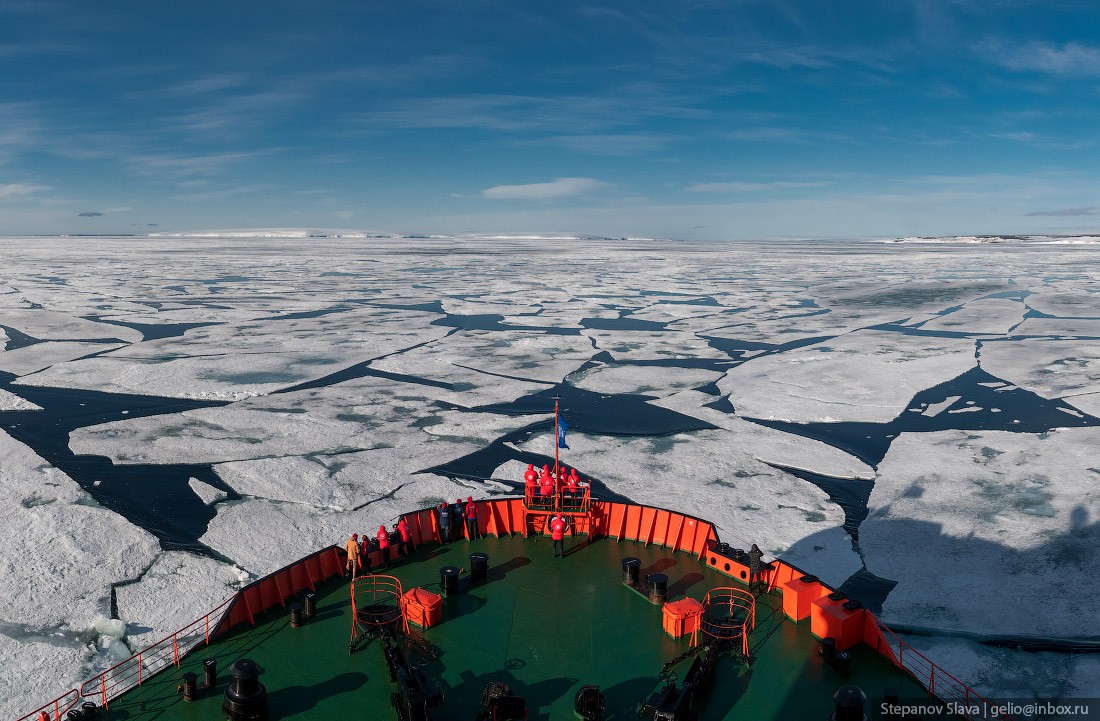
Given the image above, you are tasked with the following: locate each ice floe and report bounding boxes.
[17,307,451,400]
[915,297,1025,334]
[0,387,40,410]
[188,476,228,505]
[200,474,475,576]
[0,341,126,376]
[571,365,724,397]
[980,339,1100,403]
[717,330,976,423]
[69,375,543,466]
[0,631,88,721]
[863,428,1100,638]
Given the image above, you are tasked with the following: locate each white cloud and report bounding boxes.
[480,177,606,200]
[984,40,1100,76]
[0,182,48,199]
[686,181,830,192]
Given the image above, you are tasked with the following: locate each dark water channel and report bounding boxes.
[0,372,232,552]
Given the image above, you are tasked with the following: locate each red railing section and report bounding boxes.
[16,544,345,719]
[871,617,1009,721]
[14,689,80,721]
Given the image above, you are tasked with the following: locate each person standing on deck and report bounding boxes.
[538,466,555,508]
[438,501,452,544]
[377,525,391,569]
[748,543,764,593]
[465,496,480,540]
[524,463,538,504]
[548,513,569,558]
[397,516,414,556]
[345,533,361,578]
[451,500,462,541]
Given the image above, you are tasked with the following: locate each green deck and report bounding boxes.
[104,534,949,720]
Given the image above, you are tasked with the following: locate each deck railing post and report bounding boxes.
[137,652,142,685]
[205,615,210,645]
[172,634,179,666]
[100,677,107,709]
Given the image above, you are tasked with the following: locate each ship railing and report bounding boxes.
[14,689,80,721]
[76,594,238,710]
[871,617,1011,721]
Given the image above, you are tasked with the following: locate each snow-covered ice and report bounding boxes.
[4,235,1100,714]
[114,551,244,650]
[717,330,976,422]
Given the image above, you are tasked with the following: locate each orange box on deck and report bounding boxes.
[809,596,865,651]
[662,598,704,638]
[782,576,830,622]
[402,587,443,629]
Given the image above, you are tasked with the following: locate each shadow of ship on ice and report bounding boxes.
[783,506,1100,652]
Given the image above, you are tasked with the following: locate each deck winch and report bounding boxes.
[222,658,268,721]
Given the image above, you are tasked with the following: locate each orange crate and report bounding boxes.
[402,587,443,629]
[662,598,703,638]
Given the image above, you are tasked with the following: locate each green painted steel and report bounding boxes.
[105,533,949,720]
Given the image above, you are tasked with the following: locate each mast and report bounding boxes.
[553,397,560,478]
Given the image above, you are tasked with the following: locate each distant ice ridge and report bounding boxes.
[880,235,1100,244]
[148,228,372,238]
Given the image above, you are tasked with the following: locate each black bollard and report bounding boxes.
[223,658,268,721]
[828,685,868,721]
[303,592,316,619]
[203,658,217,689]
[470,552,489,582]
[80,703,97,720]
[182,672,198,701]
[717,542,729,556]
[289,603,303,628]
[647,573,668,605]
[440,566,460,596]
[622,557,641,586]
[835,650,852,678]
[821,637,837,666]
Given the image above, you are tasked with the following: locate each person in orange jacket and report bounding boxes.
[564,469,580,508]
[547,513,570,558]
[464,496,480,540]
[377,525,391,569]
[345,533,361,578]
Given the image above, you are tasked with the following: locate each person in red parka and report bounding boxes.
[547,513,570,558]
[396,516,414,556]
[376,525,391,569]
[564,469,580,508]
[524,463,538,504]
[538,466,555,508]
[464,496,480,540]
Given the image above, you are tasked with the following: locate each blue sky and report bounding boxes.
[3,0,1100,239]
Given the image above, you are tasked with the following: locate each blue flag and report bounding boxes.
[557,417,569,449]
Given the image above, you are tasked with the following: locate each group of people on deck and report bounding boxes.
[523,463,589,508]
[437,495,482,544]
[344,516,415,579]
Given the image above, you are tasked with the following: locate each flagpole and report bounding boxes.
[553,397,560,479]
